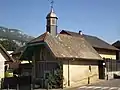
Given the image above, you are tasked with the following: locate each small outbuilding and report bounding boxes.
[19,7,104,88]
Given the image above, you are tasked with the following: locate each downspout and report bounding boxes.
[68,60,70,86]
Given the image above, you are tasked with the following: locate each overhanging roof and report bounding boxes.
[20,32,102,60]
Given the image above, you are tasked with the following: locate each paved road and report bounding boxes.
[78,79,120,90]
[2,79,120,90]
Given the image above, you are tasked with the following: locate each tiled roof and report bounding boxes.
[28,32,47,44]
[12,33,48,57]
[60,30,119,51]
[23,32,102,60]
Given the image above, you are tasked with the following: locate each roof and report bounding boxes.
[0,44,14,62]
[112,40,120,49]
[60,30,119,51]
[28,32,47,44]
[22,32,102,60]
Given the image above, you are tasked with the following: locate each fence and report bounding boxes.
[105,59,120,79]
[105,59,120,72]
[1,76,31,90]
[1,76,58,90]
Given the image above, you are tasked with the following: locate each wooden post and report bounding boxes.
[32,55,35,89]
[68,60,70,86]
[88,77,90,84]
[31,84,33,90]
[107,60,109,80]
[47,80,49,90]
[7,84,9,90]
[16,84,19,90]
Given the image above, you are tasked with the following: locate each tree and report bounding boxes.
[0,39,19,51]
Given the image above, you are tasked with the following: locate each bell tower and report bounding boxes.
[46,0,58,36]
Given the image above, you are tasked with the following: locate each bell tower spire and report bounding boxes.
[46,0,58,36]
[50,0,54,9]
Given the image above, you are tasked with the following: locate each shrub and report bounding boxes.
[47,63,63,89]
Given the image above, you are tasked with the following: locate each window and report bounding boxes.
[52,19,56,25]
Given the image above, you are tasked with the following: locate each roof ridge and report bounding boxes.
[43,32,49,41]
[61,30,98,41]
[62,30,98,38]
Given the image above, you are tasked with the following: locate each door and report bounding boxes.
[98,60,105,79]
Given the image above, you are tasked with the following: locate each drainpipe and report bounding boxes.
[68,60,70,86]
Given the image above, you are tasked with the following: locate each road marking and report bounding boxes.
[94,86,102,89]
[109,87,119,90]
[79,86,120,90]
[102,87,109,89]
[87,86,96,88]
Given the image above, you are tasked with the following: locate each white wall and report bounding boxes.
[0,53,5,80]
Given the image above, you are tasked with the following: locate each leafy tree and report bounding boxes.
[0,39,19,51]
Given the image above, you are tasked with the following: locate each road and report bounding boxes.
[77,79,120,90]
[2,79,120,90]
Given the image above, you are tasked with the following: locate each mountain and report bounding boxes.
[0,26,34,48]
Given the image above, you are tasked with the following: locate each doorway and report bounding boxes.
[98,60,105,79]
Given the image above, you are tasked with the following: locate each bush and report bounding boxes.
[47,63,63,89]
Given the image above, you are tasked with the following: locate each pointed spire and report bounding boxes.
[48,0,54,11]
[50,7,54,13]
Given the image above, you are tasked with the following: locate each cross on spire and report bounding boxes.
[48,0,54,9]
[51,0,54,8]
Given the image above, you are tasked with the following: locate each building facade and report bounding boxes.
[19,6,109,89]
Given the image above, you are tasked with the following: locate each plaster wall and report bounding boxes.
[63,60,99,88]
[95,48,116,60]
[99,54,116,60]
[0,53,5,80]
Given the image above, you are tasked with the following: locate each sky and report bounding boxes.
[0,0,120,43]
